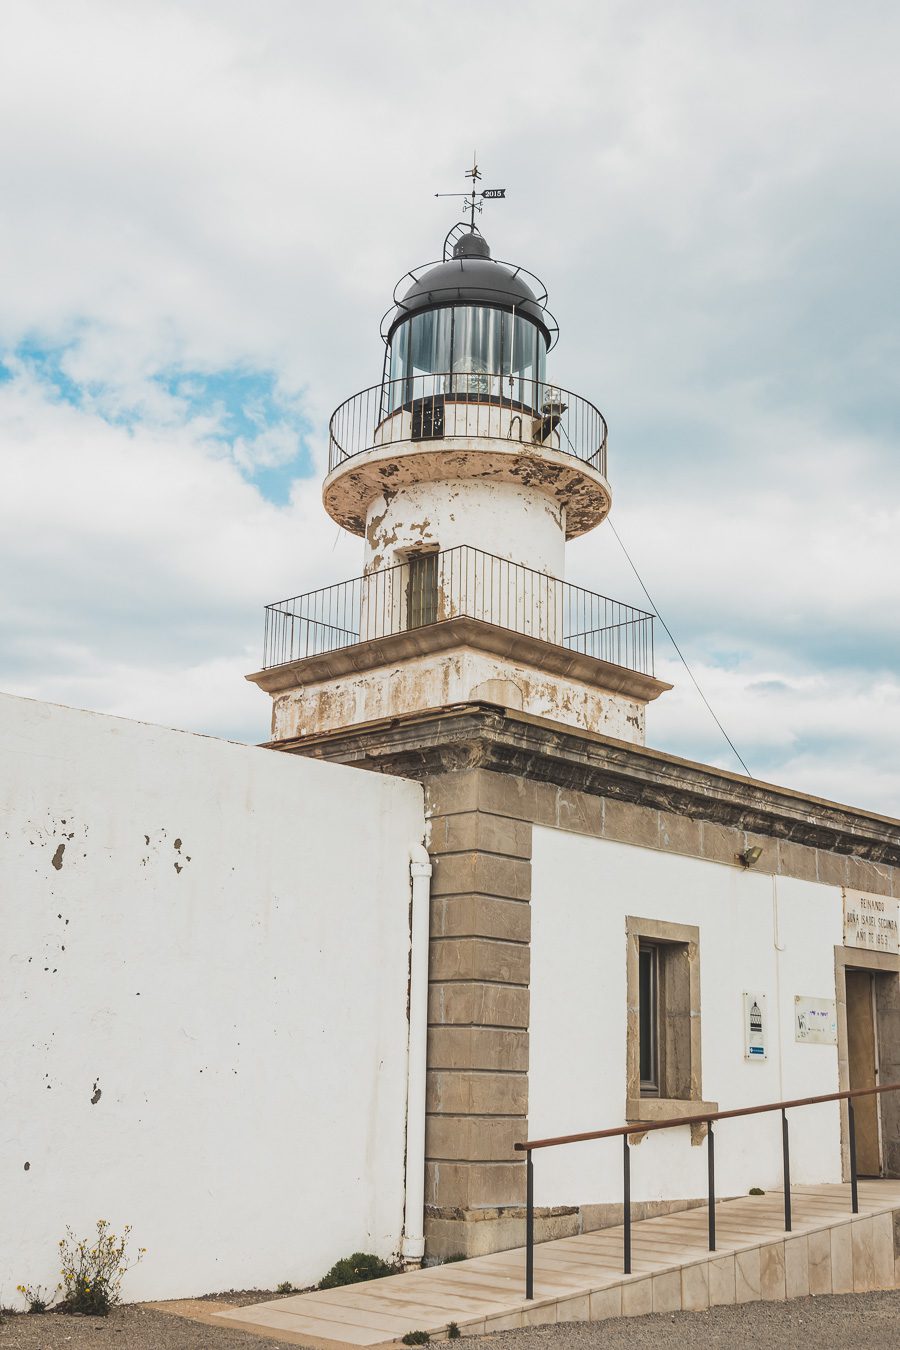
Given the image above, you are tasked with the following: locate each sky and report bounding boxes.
[1,0,899,816]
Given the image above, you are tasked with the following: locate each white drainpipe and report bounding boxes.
[402,842,433,1266]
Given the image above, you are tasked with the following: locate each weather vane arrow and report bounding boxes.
[435,154,507,229]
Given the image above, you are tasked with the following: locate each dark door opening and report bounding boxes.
[846,968,882,1176]
[406,552,438,629]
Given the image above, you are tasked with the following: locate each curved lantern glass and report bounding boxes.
[386,305,547,412]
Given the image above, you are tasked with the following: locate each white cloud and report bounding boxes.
[1,1,898,814]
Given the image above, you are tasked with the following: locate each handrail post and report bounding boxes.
[623,1134,631,1275]
[707,1122,716,1252]
[848,1100,859,1214]
[782,1108,792,1232]
[525,1150,534,1301]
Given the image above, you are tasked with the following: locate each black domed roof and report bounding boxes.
[386,233,552,343]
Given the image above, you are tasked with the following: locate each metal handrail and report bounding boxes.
[514,1080,900,1299]
[327,373,608,477]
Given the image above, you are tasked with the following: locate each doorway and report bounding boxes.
[846,968,882,1176]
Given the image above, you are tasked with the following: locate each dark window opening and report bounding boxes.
[639,941,659,1096]
[406,552,438,629]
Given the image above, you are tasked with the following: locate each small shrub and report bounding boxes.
[56,1219,145,1317]
[16,1284,50,1314]
[276,1281,295,1295]
[401,1333,430,1346]
[448,1321,461,1338]
[318,1252,400,1290]
[749,1187,766,1196]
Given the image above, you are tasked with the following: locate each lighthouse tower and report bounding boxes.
[247,175,671,1261]
[249,179,669,746]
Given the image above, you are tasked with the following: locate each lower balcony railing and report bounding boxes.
[262,545,655,677]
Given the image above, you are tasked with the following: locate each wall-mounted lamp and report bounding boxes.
[737,845,764,869]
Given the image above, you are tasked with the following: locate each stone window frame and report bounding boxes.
[625,916,718,1129]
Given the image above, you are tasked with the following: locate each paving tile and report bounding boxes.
[808,1226,833,1296]
[652,1270,682,1313]
[682,1262,710,1311]
[831,1222,854,1294]
[760,1242,786,1301]
[621,1278,653,1317]
[784,1236,810,1299]
[735,1247,762,1304]
[872,1212,895,1290]
[589,1286,623,1321]
[524,1301,559,1326]
[483,1310,524,1332]
[852,1217,878,1292]
[556,1294,590,1321]
[709,1255,736,1306]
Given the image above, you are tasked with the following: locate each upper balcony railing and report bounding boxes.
[328,373,608,478]
[262,544,654,676]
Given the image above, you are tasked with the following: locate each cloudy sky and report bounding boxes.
[2,1,898,815]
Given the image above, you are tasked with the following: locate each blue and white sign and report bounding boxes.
[742,991,768,1060]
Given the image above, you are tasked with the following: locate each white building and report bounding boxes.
[2,210,898,1301]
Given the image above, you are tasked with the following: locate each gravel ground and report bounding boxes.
[1,1289,898,1349]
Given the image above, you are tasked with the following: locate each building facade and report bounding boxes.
[2,212,899,1302]
[248,215,900,1261]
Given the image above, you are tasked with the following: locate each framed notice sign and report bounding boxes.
[795,996,837,1045]
[843,889,899,954]
[742,992,767,1060]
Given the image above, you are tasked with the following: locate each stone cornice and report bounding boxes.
[246,616,671,705]
[267,703,900,864]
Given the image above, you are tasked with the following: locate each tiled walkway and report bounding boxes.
[211,1181,900,1347]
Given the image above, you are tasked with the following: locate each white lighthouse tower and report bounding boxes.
[249,171,669,744]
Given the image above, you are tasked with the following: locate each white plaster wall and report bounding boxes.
[529,827,844,1208]
[363,479,566,577]
[272,651,645,744]
[0,692,425,1301]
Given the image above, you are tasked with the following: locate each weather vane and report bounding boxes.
[436,154,506,230]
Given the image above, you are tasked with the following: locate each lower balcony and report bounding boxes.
[248,547,670,748]
[261,545,654,675]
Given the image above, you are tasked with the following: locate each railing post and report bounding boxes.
[707,1122,716,1252]
[848,1099,859,1214]
[623,1134,631,1275]
[782,1108,792,1232]
[525,1150,534,1301]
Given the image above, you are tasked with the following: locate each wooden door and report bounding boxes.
[846,969,881,1176]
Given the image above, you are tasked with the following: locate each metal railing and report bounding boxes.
[262,545,654,675]
[328,373,608,477]
[515,1081,900,1300]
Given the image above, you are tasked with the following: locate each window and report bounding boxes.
[406,552,438,629]
[638,941,659,1096]
[626,917,717,1128]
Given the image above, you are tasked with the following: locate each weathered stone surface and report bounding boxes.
[284,706,900,865]
[426,1113,524,1161]
[428,981,529,1028]
[431,851,531,900]
[777,838,818,883]
[658,811,702,857]
[424,1159,524,1207]
[431,894,531,942]
[430,936,529,984]
[429,810,533,859]
[426,1069,528,1116]
[427,1025,528,1071]
[604,798,659,849]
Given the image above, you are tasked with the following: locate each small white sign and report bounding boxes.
[742,992,768,1060]
[843,889,899,954]
[795,996,837,1045]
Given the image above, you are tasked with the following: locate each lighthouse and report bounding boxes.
[247,172,672,1261]
[249,171,670,747]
